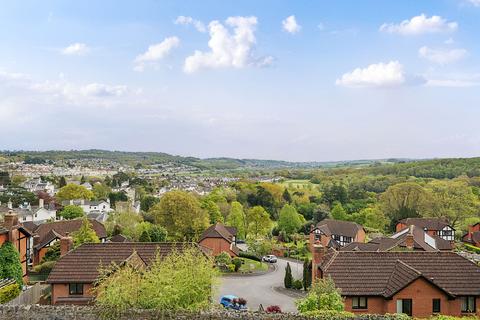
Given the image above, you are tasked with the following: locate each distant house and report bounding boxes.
[198,223,239,257]
[396,218,455,241]
[1,199,57,224]
[81,182,93,191]
[61,199,112,216]
[343,225,453,252]
[28,219,107,265]
[46,242,208,305]
[23,178,56,196]
[312,244,480,317]
[309,219,365,249]
[0,211,32,282]
[462,223,480,248]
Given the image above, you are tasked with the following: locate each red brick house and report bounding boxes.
[309,219,365,250]
[28,219,107,265]
[46,241,209,305]
[396,218,455,241]
[462,223,480,248]
[198,223,239,257]
[343,225,453,252]
[312,243,480,317]
[0,210,32,283]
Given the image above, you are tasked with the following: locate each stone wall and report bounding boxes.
[0,305,304,320]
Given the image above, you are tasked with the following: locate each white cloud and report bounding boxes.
[81,83,128,97]
[282,15,301,34]
[134,36,180,71]
[380,14,458,35]
[61,43,90,55]
[467,0,480,6]
[174,16,206,32]
[336,61,408,88]
[184,16,269,73]
[419,46,468,64]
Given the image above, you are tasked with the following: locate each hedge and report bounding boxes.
[302,310,354,319]
[238,251,262,262]
[33,260,56,274]
[0,283,20,304]
[0,242,23,285]
[427,316,479,320]
[464,243,480,254]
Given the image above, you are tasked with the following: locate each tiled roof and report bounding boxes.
[315,219,363,238]
[47,242,207,283]
[398,218,451,231]
[319,251,480,297]
[199,223,236,243]
[33,219,107,249]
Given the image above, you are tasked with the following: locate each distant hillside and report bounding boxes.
[0,149,407,170]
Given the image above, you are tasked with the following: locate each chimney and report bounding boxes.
[39,198,44,209]
[4,210,18,229]
[7,200,13,209]
[311,241,327,282]
[60,233,74,257]
[405,225,414,250]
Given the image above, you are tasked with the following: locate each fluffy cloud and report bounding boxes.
[184,16,271,73]
[380,14,458,35]
[61,43,90,55]
[282,15,301,34]
[81,83,128,97]
[174,16,206,32]
[134,36,180,71]
[336,61,408,88]
[419,46,468,64]
[468,0,480,6]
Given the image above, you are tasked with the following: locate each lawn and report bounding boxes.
[280,179,315,189]
[238,258,268,273]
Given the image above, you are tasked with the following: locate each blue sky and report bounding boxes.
[0,0,479,161]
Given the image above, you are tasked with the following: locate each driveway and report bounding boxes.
[216,258,304,312]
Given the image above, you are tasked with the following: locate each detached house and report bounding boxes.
[396,218,455,241]
[462,223,480,248]
[198,223,239,257]
[343,225,453,252]
[46,241,209,305]
[0,211,32,282]
[312,243,480,317]
[61,199,113,216]
[309,219,365,249]
[29,219,107,265]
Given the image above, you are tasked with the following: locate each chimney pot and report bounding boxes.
[60,235,74,257]
[39,198,44,208]
[4,210,18,229]
[405,225,415,250]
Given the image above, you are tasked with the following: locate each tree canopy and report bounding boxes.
[56,184,94,201]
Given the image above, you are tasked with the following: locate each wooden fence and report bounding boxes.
[6,283,49,305]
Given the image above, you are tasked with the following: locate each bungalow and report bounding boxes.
[312,243,480,317]
[198,223,239,257]
[462,223,480,248]
[46,241,208,305]
[396,218,455,241]
[342,225,453,252]
[309,219,365,249]
[0,211,32,282]
[29,219,107,265]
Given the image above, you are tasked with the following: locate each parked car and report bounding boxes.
[262,255,277,263]
[220,295,248,311]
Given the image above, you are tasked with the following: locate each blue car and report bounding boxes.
[219,295,247,311]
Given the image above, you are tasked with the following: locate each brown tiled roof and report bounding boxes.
[315,219,363,239]
[33,219,107,249]
[47,242,207,283]
[463,231,480,245]
[319,251,480,297]
[199,223,235,243]
[398,218,452,231]
[110,234,129,242]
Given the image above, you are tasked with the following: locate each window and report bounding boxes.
[461,296,476,313]
[432,299,441,313]
[69,283,83,295]
[437,228,454,241]
[333,235,353,246]
[397,299,413,316]
[352,296,368,309]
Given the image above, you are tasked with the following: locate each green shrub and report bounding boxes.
[293,279,303,290]
[302,310,354,319]
[296,277,344,314]
[0,283,20,304]
[238,251,261,262]
[356,314,410,320]
[215,252,231,265]
[284,262,293,289]
[227,264,235,272]
[0,242,23,285]
[464,243,480,254]
[426,316,478,320]
[33,261,56,274]
[232,258,242,272]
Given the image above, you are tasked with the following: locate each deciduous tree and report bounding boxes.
[56,184,94,201]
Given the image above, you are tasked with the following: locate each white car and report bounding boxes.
[262,255,278,263]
